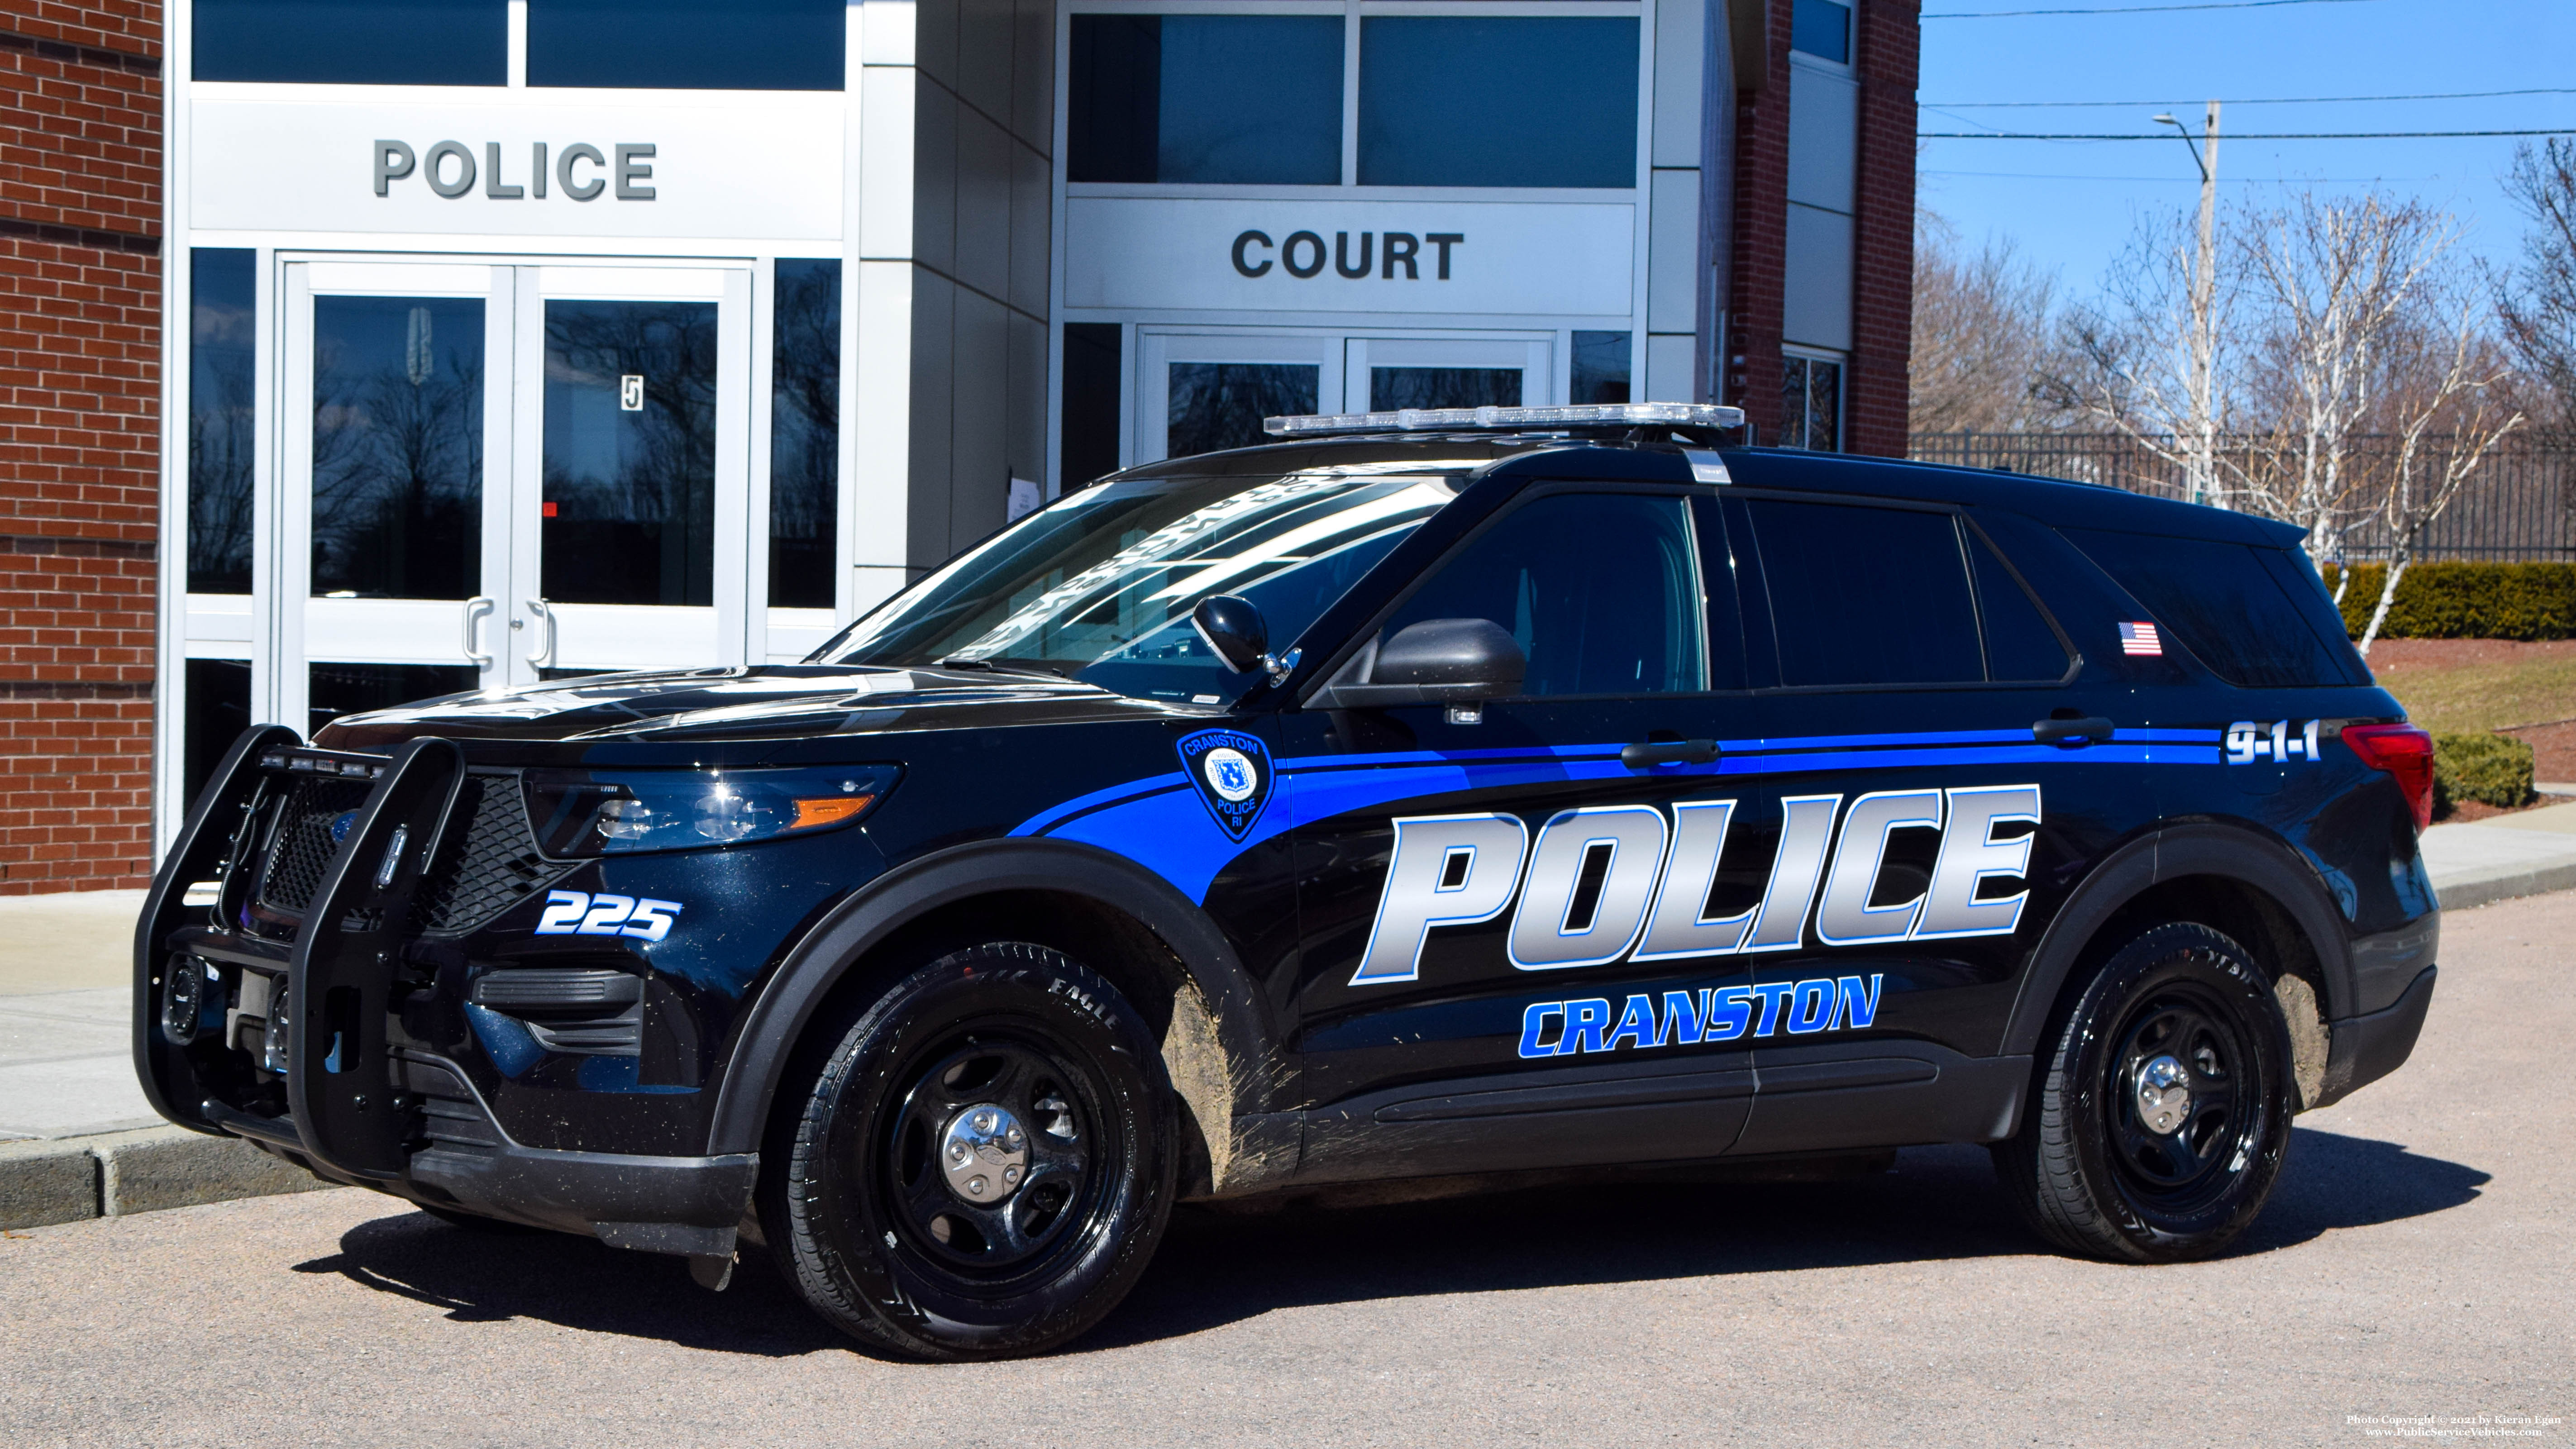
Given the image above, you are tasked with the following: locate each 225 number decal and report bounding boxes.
[534,890,683,941]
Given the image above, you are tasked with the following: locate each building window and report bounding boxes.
[1068,16,1343,185]
[1168,363,1316,459]
[189,249,256,595]
[182,659,252,813]
[770,259,840,608]
[528,0,844,91]
[1358,18,1640,189]
[1790,0,1851,64]
[1572,331,1633,404]
[1780,353,1842,452]
[194,0,506,85]
[1060,324,1124,490]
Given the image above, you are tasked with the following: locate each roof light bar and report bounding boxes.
[1262,402,1746,438]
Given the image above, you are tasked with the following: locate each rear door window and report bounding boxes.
[1967,527,2074,682]
[1739,498,1984,687]
[2062,529,2366,688]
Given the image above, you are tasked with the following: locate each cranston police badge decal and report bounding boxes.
[1177,728,1274,842]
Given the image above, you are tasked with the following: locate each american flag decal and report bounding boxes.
[2117,621,2162,657]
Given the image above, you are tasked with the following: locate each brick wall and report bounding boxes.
[1846,0,1918,458]
[1721,0,1915,457]
[0,0,161,893]
[1720,0,1794,444]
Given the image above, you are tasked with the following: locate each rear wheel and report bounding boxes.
[765,942,1175,1359]
[1994,922,2296,1262]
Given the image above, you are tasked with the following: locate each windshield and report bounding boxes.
[814,462,1468,703]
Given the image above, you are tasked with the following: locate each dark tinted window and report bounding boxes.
[1746,499,1983,686]
[1791,0,1851,62]
[769,259,839,608]
[2065,529,2365,688]
[1387,493,1704,696]
[1571,331,1631,404]
[196,0,505,84]
[1068,15,1343,184]
[1168,362,1316,458]
[183,658,252,813]
[189,249,256,594]
[529,0,843,90]
[1968,530,2072,682]
[1358,18,1640,188]
[1060,324,1122,489]
[310,294,484,599]
[309,663,478,737]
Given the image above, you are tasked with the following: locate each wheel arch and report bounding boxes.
[2003,823,2357,1103]
[706,839,1290,1196]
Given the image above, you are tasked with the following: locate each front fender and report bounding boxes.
[703,837,1283,1158]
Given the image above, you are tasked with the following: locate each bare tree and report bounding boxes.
[1908,210,2074,437]
[2353,293,2524,653]
[2050,208,2242,505]
[2497,138,2576,439]
[2233,193,2457,570]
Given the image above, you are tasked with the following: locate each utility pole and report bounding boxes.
[2157,100,2223,506]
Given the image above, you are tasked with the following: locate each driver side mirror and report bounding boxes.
[1311,618,1527,709]
[1191,595,1270,675]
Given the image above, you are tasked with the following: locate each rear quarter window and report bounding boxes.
[2061,528,2367,688]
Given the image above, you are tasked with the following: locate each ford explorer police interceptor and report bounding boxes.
[136,402,2440,1359]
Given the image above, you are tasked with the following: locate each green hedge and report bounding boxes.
[2433,730,2537,814]
[2320,562,2576,640]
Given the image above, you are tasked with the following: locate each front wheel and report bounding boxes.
[1994,922,2297,1263]
[764,942,1176,1359]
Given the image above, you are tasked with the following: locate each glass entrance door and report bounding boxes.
[282,258,753,733]
[1135,329,1556,465]
[515,266,752,677]
[284,261,511,735]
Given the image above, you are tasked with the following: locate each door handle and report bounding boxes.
[462,596,494,669]
[525,598,555,669]
[2033,716,2116,746]
[1621,739,1720,768]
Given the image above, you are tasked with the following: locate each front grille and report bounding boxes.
[411,775,574,935]
[258,778,373,912]
[251,771,571,935]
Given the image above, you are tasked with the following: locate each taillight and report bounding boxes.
[2343,723,2436,830]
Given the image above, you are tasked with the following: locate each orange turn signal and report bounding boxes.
[791,795,877,830]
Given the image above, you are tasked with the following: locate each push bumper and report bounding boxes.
[2314,963,2436,1109]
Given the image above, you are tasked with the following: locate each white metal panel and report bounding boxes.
[1651,0,1705,169]
[1066,199,1636,316]
[535,266,728,299]
[1646,168,1700,334]
[304,262,492,294]
[1787,61,1858,215]
[1642,332,1697,403]
[1782,202,1854,351]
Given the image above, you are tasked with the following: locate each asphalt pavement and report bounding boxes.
[4,892,2571,1448]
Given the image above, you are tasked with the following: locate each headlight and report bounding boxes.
[521,764,901,857]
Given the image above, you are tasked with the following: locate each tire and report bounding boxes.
[1993,922,2297,1263]
[763,942,1177,1360]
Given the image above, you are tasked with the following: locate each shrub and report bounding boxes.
[2431,730,2537,815]
[2320,562,2576,641]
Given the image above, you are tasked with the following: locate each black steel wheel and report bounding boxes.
[1993,922,2296,1262]
[765,942,1175,1359]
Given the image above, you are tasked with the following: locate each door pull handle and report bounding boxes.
[1621,739,1720,768]
[462,596,495,669]
[2032,716,2116,746]
[525,598,556,669]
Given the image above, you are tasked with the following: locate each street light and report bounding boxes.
[2160,103,2222,506]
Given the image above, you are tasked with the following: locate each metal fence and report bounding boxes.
[1907,432,2576,562]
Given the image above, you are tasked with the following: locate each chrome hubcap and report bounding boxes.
[939,1103,1030,1203]
[2134,1053,2192,1136]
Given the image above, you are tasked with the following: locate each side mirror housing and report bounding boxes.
[1191,595,1269,675]
[1312,618,1527,708]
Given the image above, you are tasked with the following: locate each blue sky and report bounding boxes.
[1913,0,2576,301]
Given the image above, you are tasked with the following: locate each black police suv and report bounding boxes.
[137,403,2441,1359]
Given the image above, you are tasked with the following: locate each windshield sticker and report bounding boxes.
[1177,728,1275,841]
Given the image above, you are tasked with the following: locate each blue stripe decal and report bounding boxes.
[1015,724,2223,904]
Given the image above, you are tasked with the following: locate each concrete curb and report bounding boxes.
[2436,860,2576,914]
[0,1125,337,1230]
